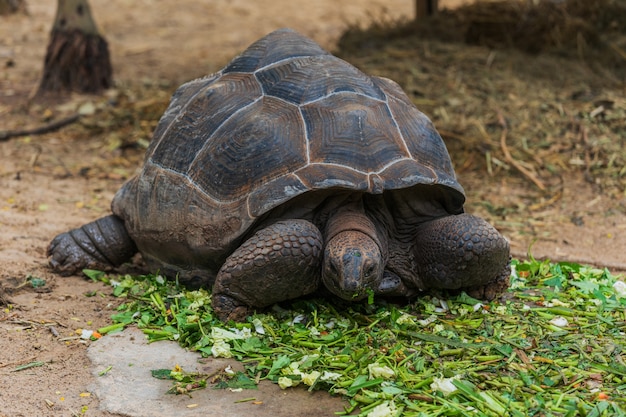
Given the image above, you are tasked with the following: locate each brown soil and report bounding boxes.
[0,0,624,416]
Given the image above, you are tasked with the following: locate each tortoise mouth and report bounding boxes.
[322,275,370,302]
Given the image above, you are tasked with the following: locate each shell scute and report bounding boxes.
[148,72,263,174]
[247,174,309,218]
[294,164,370,192]
[256,55,385,104]
[385,94,457,183]
[223,28,330,74]
[302,94,409,172]
[188,96,307,201]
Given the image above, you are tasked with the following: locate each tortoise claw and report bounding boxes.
[464,259,511,301]
[48,231,100,276]
[212,294,253,322]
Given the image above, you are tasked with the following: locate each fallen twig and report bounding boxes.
[0,356,37,369]
[438,129,467,142]
[0,113,81,141]
[497,111,546,191]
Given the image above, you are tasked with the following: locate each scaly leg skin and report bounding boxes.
[413,213,511,300]
[212,219,323,322]
[47,215,137,276]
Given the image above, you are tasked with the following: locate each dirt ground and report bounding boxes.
[0,0,624,416]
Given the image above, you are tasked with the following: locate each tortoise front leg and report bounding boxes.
[412,213,511,300]
[47,215,137,276]
[212,219,323,322]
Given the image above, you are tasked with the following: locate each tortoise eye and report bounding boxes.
[328,259,339,276]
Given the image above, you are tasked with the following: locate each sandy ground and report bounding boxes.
[0,0,624,416]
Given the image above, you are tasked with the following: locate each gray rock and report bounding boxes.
[87,327,347,416]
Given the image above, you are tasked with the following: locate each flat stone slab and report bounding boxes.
[87,327,348,416]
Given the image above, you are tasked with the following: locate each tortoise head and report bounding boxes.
[322,230,384,301]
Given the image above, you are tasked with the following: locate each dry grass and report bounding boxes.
[340,0,626,74]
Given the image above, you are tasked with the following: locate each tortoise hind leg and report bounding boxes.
[212,220,323,322]
[413,213,511,300]
[47,214,137,276]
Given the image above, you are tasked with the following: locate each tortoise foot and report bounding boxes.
[212,219,323,322]
[47,215,137,276]
[413,213,510,295]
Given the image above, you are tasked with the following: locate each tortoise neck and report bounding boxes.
[324,199,384,253]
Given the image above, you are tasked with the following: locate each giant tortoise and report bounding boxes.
[48,28,511,321]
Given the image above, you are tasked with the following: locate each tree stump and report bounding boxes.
[0,0,27,15]
[415,0,438,19]
[37,0,112,95]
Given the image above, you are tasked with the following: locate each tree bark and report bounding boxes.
[37,0,112,95]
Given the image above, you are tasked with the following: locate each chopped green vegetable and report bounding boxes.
[234,397,257,403]
[94,259,626,415]
[12,361,46,372]
[83,269,107,282]
[215,371,258,390]
[98,365,113,376]
[27,276,46,288]
[151,368,174,380]
[163,365,208,395]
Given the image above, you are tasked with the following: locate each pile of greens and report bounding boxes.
[88,257,626,416]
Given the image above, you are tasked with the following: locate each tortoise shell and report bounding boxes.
[111,28,465,286]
